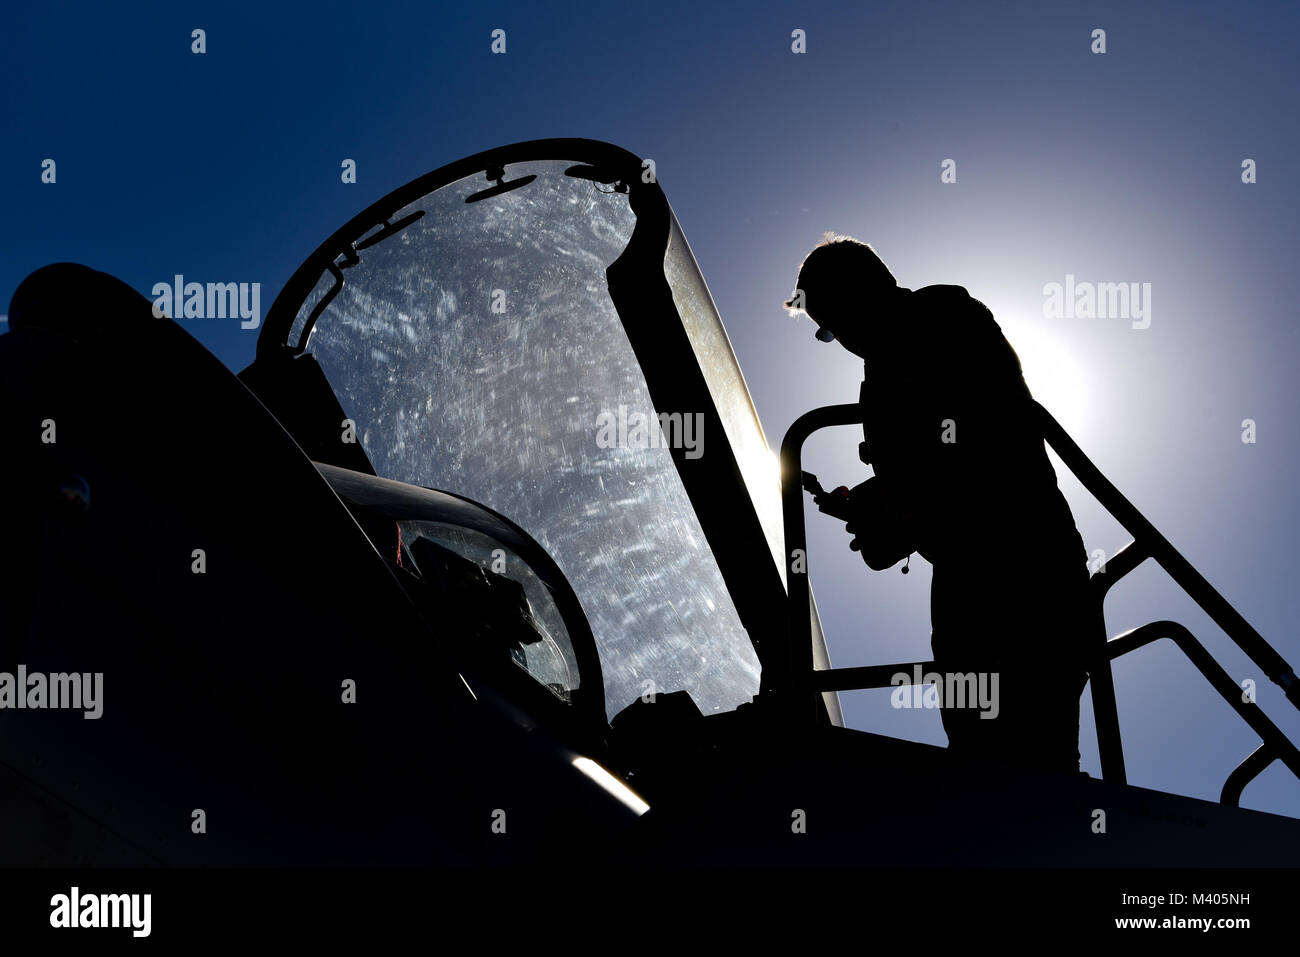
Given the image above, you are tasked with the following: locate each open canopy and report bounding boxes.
[255,139,839,725]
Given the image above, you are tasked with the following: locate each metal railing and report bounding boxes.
[775,399,1300,806]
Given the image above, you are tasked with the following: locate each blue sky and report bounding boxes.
[5,0,1299,818]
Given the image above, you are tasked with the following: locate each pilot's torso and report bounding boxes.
[858,285,1086,574]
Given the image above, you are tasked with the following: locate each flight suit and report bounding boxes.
[857,285,1093,773]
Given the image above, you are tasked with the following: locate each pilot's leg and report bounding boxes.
[932,609,1089,773]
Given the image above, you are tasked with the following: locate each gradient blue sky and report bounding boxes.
[5,0,1298,818]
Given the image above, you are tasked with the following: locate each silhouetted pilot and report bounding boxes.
[785,234,1093,774]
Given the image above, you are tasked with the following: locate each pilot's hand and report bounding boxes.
[816,485,853,522]
[842,477,918,571]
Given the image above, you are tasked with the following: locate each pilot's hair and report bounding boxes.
[783,232,897,317]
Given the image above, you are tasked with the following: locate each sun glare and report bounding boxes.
[1002,320,1091,439]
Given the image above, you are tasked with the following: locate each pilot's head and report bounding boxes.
[783,233,899,357]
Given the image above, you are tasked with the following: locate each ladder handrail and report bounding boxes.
[1105,620,1300,799]
[1034,401,1300,709]
[776,399,1300,807]
[1223,745,1277,807]
[776,403,861,719]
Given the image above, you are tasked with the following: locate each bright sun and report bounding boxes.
[1002,320,1091,439]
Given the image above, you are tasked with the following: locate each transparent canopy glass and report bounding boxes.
[290,160,782,720]
[398,519,579,701]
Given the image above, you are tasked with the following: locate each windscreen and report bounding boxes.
[663,214,786,585]
[291,160,762,720]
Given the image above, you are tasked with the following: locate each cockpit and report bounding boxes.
[242,140,840,727]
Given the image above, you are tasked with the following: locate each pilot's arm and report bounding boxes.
[855,289,1012,563]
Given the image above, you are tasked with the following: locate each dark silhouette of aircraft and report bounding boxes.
[2,139,1298,867]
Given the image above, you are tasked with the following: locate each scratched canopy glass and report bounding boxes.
[290,160,779,720]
